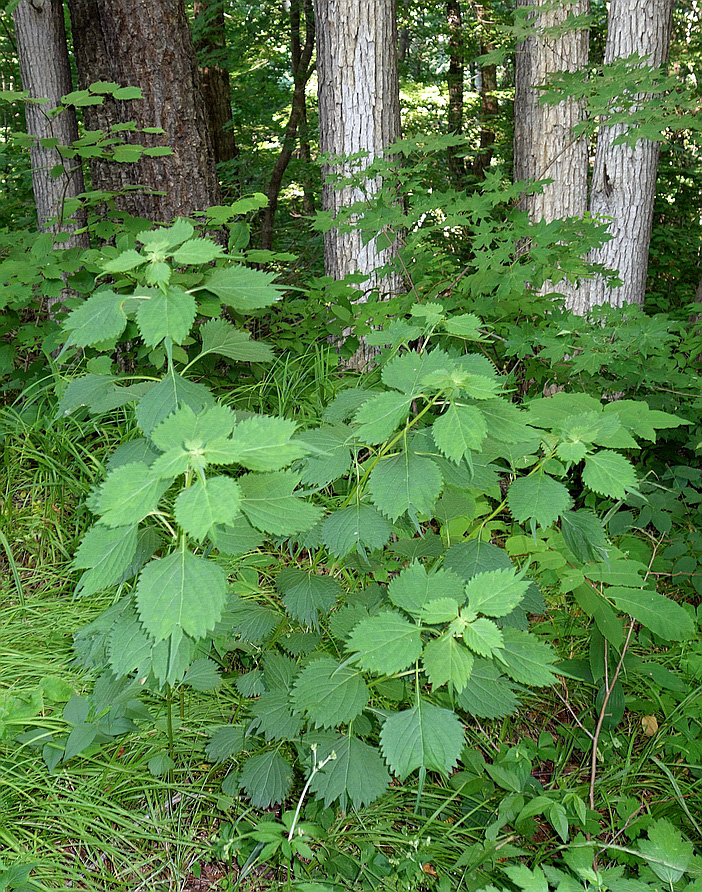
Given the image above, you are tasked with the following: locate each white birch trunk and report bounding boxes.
[569,0,675,313]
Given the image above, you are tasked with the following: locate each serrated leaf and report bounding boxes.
[380,700,464,778]
[420,598,461,623]
[444,538,514,580]
[369,452,443,521]
[183,658,222,691]
[151,402,235,451]
[508,473,572,529]
[388,562,465,619]
[292,658,368,727]
[107,603,153,677]
[456,658,520,718]
[496,628,557,687]
[228,416,306,471]
[346,611,423,674]
[199,318,273,363]
[560,509,609,563]
[239,470,322,535]
[136,286,196,347]
[422,636,474,691]
[101,249,145,273]
[432,404,487,462]
[206,725,247,763]
[210,516,265,556]
[240,750,293,808]
[381,349,456,396]
[460,617,503,657]
[174,476,242,541]
[310,735,390,808]
[321,504,392,558]
[607,586,695,641]
[444,313,483,338]
[171,239,224,265]
[582,451,637,499]
[199,264,283,312]
[136,374,215,437]
[353,391,413,444]
[464,568,529,618]
[223,601,280,643]
[480,399,534,443]
[97,462,169,527]
[136,549,227,641]
[276,569,340,629]
[73,524,138,596]
[63,290,128,348]
[148,754,175,776]
[637,819,693,883]
[297,426,353,486]
[249,690,303,741]
[138,218,193,250]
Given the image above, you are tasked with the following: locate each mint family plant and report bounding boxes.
[54,222,694,815]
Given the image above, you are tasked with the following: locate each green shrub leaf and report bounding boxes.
[97,462,169,527]
[239,750,293,808]
[136,286,196,347]
[353,391,413,444]
[368,452,443,520]
[388,561,464,619]
[347,611,423,674]
[174,476,242,541]
[310,734,390,808]
[508,473,572,528]
[582,450,637,499]
[380,700,464,778]
[321,504,392,557]
[276,569,340,629]
[607,586,695,641]
[63,290,128,348]
[422,635,474,691]
[464,568,530,618]
[198,318,273,363]
[292,658,369,727]
[198,264,283,312]
[239,470,322,535]
[432,404,487,462]
[456,658,519,718]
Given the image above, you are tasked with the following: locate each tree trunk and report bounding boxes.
[260,0,315,250]
[472,4,498,181]
[570,0,675,313]
[12,0,88,247]
[446,0,466,189]
[192,0,238,165]
[313,0,402,288]
[513,0,589,224]
[67,0,220,222]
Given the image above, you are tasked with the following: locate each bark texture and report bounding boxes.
[313,0,402,291]
[514,0,588,223]
[571,0,675,313]
[67,0,220,222]
[472,48,498,181]
[260,0,315,250]
[192,0,238,165]
[13,0,88,246]
[446,0,466,188]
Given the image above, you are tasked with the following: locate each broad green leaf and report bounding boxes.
[444,313,483,339]
[432,404,487,462]
[223,601,280,643]
[239,470,322,535]
[420,598,461,623]
[276,569,340,629]
[297,426,353,486]
[228,416,306,471]
[310,735,390,808]
[456,658,520,718]
[136,374,215,436]
[560,509,609,563]
[97,462,169,527]
[526,393,602,429]
[573,584,624,647]
[464,568,530,618]
[368,452,443,521]
[239,750,293,808]
[73,523,138,590]
[263,652,299,692]
[249,690,303,741]
[63,290,127,348]
[206,725,246,762]
[321,504,392,558]
[445,538,513,580]
[637,819,693,883]
[198,264,283,312]
[138,218,193,250]
[585,559,648,587]
[322,387,375,423]
[381,349,456,396]
[210,516,265,556]
[149,630,197,687]
[171,239,224,265]
[353,391,413,444]
[101,249,145,273]
[151,402,235,451]
[107,603,153,677]
[496,628,557,687]
[148,754,175,777]
[136,286,196,346]
[107,438,160,470]
[346,611,423,674]
[388,562,464,619]
[503,864,549,892]
[174,476,242,541]
[380,700,464,778]
[198,318,273,363]
[604,400,687,441]
[582,451,637,499]
[292,658,369,727]
[480,399,535,443]
[460,617,503,657]
[136,549,227,641]
[607,586,695,641]
[508,473,572,529]
[422,635,474,691]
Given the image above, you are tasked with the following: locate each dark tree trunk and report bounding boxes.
[192,0,238,165]
[471,5,498,181]
[13,0,88,246]
[67,0,220,222]
[446,0,466,189]
[260,0,315,251]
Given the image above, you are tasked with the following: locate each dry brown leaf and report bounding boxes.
[641,714,658,736]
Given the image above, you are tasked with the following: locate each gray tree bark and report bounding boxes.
[514,0,589,226]
[313,0,402,295]
[13,0,88,247]
[67,0,220,223]
[570,0,675,313]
